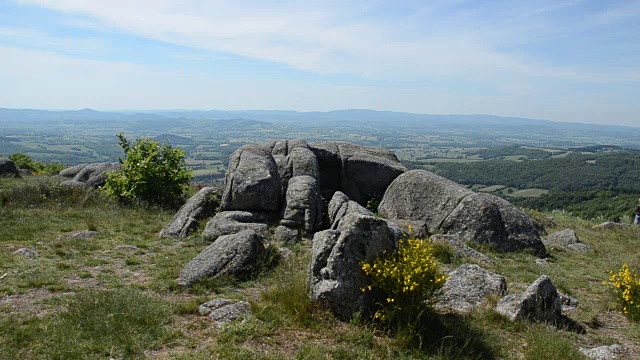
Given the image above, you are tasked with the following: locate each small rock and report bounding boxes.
[567,243,591,253]
[278,247,293,260]
[273,225,300,243]
[116,245,138,251]
[544,229,591,253]
[535,258,549,266]
[13,248,37,258]
[436,264,506,313]
[596,222,630,229]
[558,292,579,311]
[198,298,251,327]
[69,230,100,240]
[496,275,561,322]
[580,344,629,360]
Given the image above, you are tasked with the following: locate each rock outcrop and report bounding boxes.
[379,170,545,255]
[0,159,20,177]
[309,141,407,205]
[436,264,506,313]
[221,144,281,212]
[496,275,561,322]
[201,211,272,242]
[430,234,493,266]
[309,212,394,319]
[62,162,120,188]
[544,229,591,253]
[59,163,88,178]
[327,191,374,230]
[280,176,323,235]
[580,344,629,360]
[160,187,220,238]
[177,230,265,287]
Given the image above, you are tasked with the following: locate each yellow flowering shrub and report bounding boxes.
[605,263,640,320]
[361,237,448,328]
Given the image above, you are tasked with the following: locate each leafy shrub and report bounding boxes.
[361,236,448,331]
[606,263,640,320]
[103,133,191,207]
[8,153,64,175]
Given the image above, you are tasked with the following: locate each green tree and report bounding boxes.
[103,133,191,207]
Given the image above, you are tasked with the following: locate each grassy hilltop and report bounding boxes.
[1,175,640,359]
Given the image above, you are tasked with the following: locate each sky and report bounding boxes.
[0,0,639,126]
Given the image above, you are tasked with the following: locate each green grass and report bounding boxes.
[2,176,640,359]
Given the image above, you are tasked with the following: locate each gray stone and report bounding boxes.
[496,275,561,322]
[379,170,545,255]
[221,144,281,212]
[436,264,506,313]
[273,225,300,243]
[59,163,89,178]
[580,344,629,360]
[201,211,272,242]
[116,245,138,251]
[327,191,373,230]
[68,230,100,239]
[13,248,37,258]
[596,222,630,229]
[384,219,430,244]
[535,258,549,266]
[281,176,323,235]
[310,141,406,204]
[0,159,20,177]
[309,213,394,319]
[430,234,493,266]
[177,230,266,287]
[159,187,220,238]
[72,162,120,187]
[198,298,251,327]
[567,243,591,253]
[559,292,579,311]
[545,229,580,247]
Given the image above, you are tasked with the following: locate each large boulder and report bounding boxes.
[0,159,20,177]
[327,191,374,230]
[201,211,272,242]
[436,264,506,313]
[159,187,221,238]
[68,162,120,187]
[379,170,545,254]
[309,141,406,205]
[544,228,590,253]
[177,230,266,287]
[280,176,323,235]
[221,144,281,212]
[59,163,89,178]
[496,275,561,322]
[269,140,319,197]
[309,213,394,319]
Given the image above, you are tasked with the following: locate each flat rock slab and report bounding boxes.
[159,187,220,238]
[580,345,630,360]
[198,298,251,327]
[436,264,506,313]
[13,248,37,258]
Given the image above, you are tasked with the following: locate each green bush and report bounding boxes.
[103,133,191,207]
[8,153,64,175]
[361,236,448,333]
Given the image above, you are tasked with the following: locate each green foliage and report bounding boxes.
[103,133,191,207]
[0,176,102,209]
[606,263,640,321]
[474,145,556,160]
[361,237,448,334]
[8,153,64,175]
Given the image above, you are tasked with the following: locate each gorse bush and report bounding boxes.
[361,236,448,331]
[606,263,640,320]
[103,133,191,207]
[8,153,64,175]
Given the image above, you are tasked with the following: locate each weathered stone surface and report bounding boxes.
[567,243,591,253]
[59,163,88,178]
[436,264,506,313]
[496,275,561,322]
[596,222,630,229]
[159,187,220,238]
[309,213,394,319]
[0,159,20,177]
[379,170,545,254]
[198,298,251,327]
[580,344,629,360]
[545,229,580,247]
[309,141,406,204]
[71,162,120,187]
[327,191,373,230]
[177,230,266,287]
[68,230,100,240]
[273,225,300,243]
[201,211,272,242]
[13,248,37,258]
[281,176,323,235]
[559,292,579,311]
[430,234,493,266]
[116,245,138,251]
[384,219,429,244]
[221,144,281,212]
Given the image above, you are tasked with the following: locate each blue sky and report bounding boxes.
[0,0,639,125]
